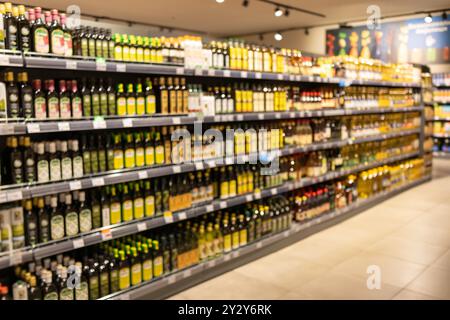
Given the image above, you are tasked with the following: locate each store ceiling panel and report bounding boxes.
[17,0,449,36]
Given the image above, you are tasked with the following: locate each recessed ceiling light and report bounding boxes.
[274,7,283,17]
[424,13,432,23]
[216,0,225,3]
[274,32,283,41]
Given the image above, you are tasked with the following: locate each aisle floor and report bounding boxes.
[168,160,450,300]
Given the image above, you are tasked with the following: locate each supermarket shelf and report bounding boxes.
[0,50,24,67]
[101,174,431,300]
[433,152,450,159]
[431,117,450,122]
[0,51,421,88]
[0,106,424,136]
[433,134,450,138]
[0,128,420,204]
[0,150,421,270]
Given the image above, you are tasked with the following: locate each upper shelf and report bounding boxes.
[0,51,422,88]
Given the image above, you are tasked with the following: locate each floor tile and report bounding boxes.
[392,289,440,300]
[406,266,450,299]
[432,250,450,270]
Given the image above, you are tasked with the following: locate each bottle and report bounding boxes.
[64,193,79,237]
[124,133,136,169]
[90,79,100,116]
[106,78,116,116]
[4,3,18,50]
[91,189,102,229]
[59,13,72,56]
[116,83,126,116]
[19,72,33,119]
[130,247,142,286]
[98,78,108,116]
[58,267,74,300]
[70,139,83,178]
[70,80,83,118]
[23,137,35,183]
[9,136,23,184]
[46,80,59,119]
[87,260,99,300]
[50,196,64,240]
[31,7,49,53]
[17,5,31,52]
[60,140,72,180]
[158,77,168,114]
[49,9,64,55]
[24,200,38,246]
[74,263,89,300]
[144,131,155,167]
[42,271,58,300]
[100,186,110,227]
[48,141,61,181]
[5,71,20,118]
[81,78,91,117]
[59,80,71,118]
[98,256,110,298]
[78,191,92,233]
[87,26,96,57]
[144,180,155,218]
[141,243,153,282]
[0,4,6,49]
[135,132,145,167]
[109,249,120,293]
[126,83,136,115]
[36,142,49,183]
[152,240,163,277]
[37,197,50,243]
[110,185,121,225]
[118,250,130,290]
[122,183,134,222]
[96,28,104,59]
[136,80,145,115]
[28,276,42,300]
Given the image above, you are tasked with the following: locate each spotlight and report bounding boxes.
[259,34,264,41]
[443,12,448,20]
[216,0,225,3]
[284,8,290,17]
[274,32,283,41]
[274,7,283,17]
[242,0,249,7]
[304,28,309,35]
[424,13,432,24]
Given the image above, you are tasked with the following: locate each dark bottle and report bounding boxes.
[80,26,89,57]
[89,134,99,174]
[5,71,20,118]
[59,80,71,119]
[90,79,100,116]
[88,27,97,57]
[49,9,64,55]
[91,189,102,229]
[58,267,74,300]
[9,136,23,184]
[118,250,130,290]
[42,271,58,300]
[31,7,49,53]
[154,179,162,216]
[17,5,31,52]
[38,197,50,243]
[169,234,178,272]
[60,13,72,56]
[50,195,64,240]
[28,276,42,300]
[22,136,35,183]
[87,259,99,300]
[64,193,79,237]
[105,134,115,171]
[18,72,33,119]
[106,29,115,60]
[152,240,163,277]
[24,199,38,246]
[109,249,120,293]
[98,256,110,298]
[4,3,18,50]
[98,78,108,116]
[130,247,142,286]
[96,28,104,59]
[46,79,59,119]
[81,78,91,117]
[106,78,116,115]
[97,134,107,173]
[70,80,83,118]
[160,236,171,274]
[33,79,47,119]
[81,135,91,175]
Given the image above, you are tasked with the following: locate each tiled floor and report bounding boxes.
[168,160,450,300]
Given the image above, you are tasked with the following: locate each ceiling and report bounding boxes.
[18,0,450,37]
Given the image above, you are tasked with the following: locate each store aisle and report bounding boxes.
[168,160,450,300]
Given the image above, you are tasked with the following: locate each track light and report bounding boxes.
[443,12,448,20]
[424,13,432,24]
[304,28,309,35]
[259,34,264,41]
[274,32,283,41]
[284,8,290,17]
[274,7,283,17]
[242,0,249,7]
[216,0,225,3]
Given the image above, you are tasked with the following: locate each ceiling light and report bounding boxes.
[284,8,290,17]
[274,32,283,41]
[242,0,249,7]
[442,12,448,20]
[216,0,225,3]
[424,13,432,23]
[274,7,283,17]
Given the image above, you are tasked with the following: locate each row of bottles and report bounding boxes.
[343,87,420,109]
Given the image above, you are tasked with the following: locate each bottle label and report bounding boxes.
[48,97,59,118]
[113,150,124,169]
[145,196,155,217]
[92,94,100,116]
[220,181,229,198]
[161,91,168,113]
[64,32,73,56]
[92,205,102,229]
[61,157,73,180]
[82,95,91,116]
[224,234,232,252]
[136,97,145,115]
[89,277,99,300]
[145,146,155,166]
[110,202,121,225]
[51,29,65,55]
[108,93,116,115]
[51,215,64,240]
[127,97,136,115]
[100,272,109,296]
[153,257,163,277]
[60,287,74,300]
[134,198,144,219]
[72,156,83,178]
[117,97,126,115]
[33,96,47,119]
[44,292,58,300]
[79,208,93,233]
[72,96,83,118]
[232,232,240,249]
[122,200,133,221]
[101,207,110,227]
[119,267,130,289]
[75,282,89,300]
[88,39,96,57]
[110,270,119,292]
[50,158,61,181]
[100,93,108,115]
[65,211,79,236]
[135,148,145,167]
[60,96,71,118]
[34,27,49,53]
[143,259,153,281]
[239,229,248,246]
[125,148,135,168]
[155,146,164,164]
[131,263,142,285]
[146,95,156,114]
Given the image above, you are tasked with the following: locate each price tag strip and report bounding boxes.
[137,222,147,232]
[164,211,174,224]
[101,229,113,241]
[72,238,85,249]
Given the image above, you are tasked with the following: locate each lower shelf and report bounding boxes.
[433,152,450,159]
[100,175,432,300]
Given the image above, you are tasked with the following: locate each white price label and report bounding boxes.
[168,275,176,284]
[138,171,148,180]
[308,76,314,82]
[277,74,284,80]
[137,222,147,232]
[223,70,231,77]
[172,117,181,125]
[116,63,126,72]
[164,212,174,224]
[101,229,113,241]
[225,158,233,165]
[91,177,104,187]
[178,212,187,221]
[232,251,240,258]
[207,260,216,268]
[0,55,10,65]
[183,269,192,278]
[245,195,253,202]
[206,205,214,212]
[58,122,70,131]
[241,71,248,78]
[206,160,216,168]
[172,166,181,174]
[120,293,130,300]
[0,123,14,135]
[271,189,277,196]
[176,67,185,75]
[96,61,107,71]
[289,112,295,118]
[7,190,22,202]
[275,113,281,119]
[195,162,204,170]
[9,252,23,266]
[256,242,263,249]
[296,75,301,81]
[93,120,107,129]
[258,114,264,120]
[122,119,133,127]
[66,60,77,69]
[254,191,261,200]
[289,75,295,81]
[0,192,7,203]
[224,254,231,261]
[27,123,40,133]
[284,230,290,238]
[255,72,262,79]
[220,201,227,209]
[194,68,203,76]
[236,114,244,121]
[207,69,216,76]
[69,181,82,191]
[73,238,85,249]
